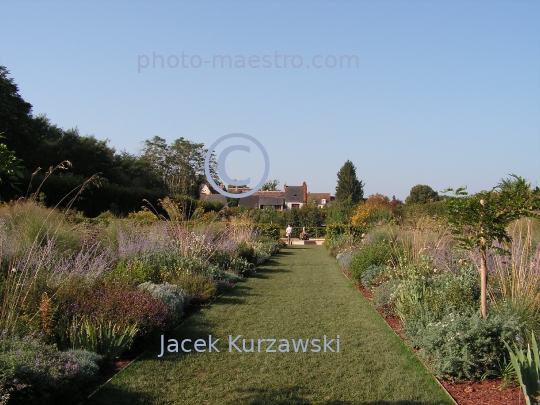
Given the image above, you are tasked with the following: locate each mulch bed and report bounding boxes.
[343,269,524,405]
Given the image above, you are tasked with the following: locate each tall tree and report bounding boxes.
[140,136,218,198]
[335,160,364,206]
[0,135,24,195]
[0,66,36,164]
[405,184,440,204]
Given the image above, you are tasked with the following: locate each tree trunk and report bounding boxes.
[480,251,488,318]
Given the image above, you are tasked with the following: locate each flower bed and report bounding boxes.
[0,202,281,404]
[327,218,540,404]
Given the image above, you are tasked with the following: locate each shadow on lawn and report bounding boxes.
[234,385,352,404]
[84,386,161,405]
[234,386,447,405]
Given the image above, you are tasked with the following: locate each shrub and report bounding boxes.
[395,201,447,226]
[127,210,158,225]
[228,257,251,275]
[324,233,358,259]
[250,241,273,265]
[197,199,224,213]
[255,224,280,240]
[424,266,479,318]
[335,249,360,270]
[137,282,191,316]
[404,309,524,380]
[221,271,242,283]
[0,334,101,405]
[213,279,235,295]
[171,272,217,302]
[361,264,389,291]
[107,251,211,285]
[349,241,393,283]
[391,263,479,322]
[107,257,162,284]
[67,283,176,345]
[373,279,401,317]
[211,248,251,276]
[325,224,365,240]
[236,241,256,265]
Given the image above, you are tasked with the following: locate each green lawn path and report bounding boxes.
[87,246,454,405]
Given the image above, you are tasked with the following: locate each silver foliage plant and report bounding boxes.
[137,282,192,316]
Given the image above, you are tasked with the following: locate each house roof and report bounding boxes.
[259,196,284,206]
[228,186,252,194]
[238,195,260,208]
[285,186,305,203]
[254,190,285,197]
[308,193,331,204]
[200,194,228,205]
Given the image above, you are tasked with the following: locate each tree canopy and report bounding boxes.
[405,184,440,204]
[261,179,280,191]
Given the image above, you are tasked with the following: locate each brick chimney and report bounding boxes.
[283,182,287,192]
[303,182,307,203]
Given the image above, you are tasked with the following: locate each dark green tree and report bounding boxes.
[335,160,364,206]
[0,66,37,164]
[0,135,24,194]
[288,207,300,227]
[405,184,440,204]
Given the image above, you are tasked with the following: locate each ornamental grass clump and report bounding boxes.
[505,331,540,405]
[489,218,540,340]
[69,316,139,361]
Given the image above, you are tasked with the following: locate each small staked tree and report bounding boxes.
[335,160,364,206]
[443,175,540,318]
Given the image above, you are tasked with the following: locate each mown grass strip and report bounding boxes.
[87,246,454,404]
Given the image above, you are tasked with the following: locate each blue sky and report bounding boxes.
[1,0,539,200]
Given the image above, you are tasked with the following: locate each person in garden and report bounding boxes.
[286,224,293,245]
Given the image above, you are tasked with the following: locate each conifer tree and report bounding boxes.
[335,160,364,206]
